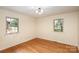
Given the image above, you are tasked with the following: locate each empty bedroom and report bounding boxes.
[0,6,79,53]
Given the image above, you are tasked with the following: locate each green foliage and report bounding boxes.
[54,19,63,32]
[10,19,18,27]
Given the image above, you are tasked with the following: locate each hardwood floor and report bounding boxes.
[0,38,78,53]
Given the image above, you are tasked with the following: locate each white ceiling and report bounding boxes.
[0,6,79,18]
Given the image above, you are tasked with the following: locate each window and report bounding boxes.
[6,17,19,34]
[53,18,63,32]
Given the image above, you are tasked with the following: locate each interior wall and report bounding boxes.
[0,9,35,50]
[36,12,79,46]
[0,8,79,50]
[78,13,79,48]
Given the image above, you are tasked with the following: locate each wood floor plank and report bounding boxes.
[0,38,78,53]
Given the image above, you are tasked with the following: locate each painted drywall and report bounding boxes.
[0,8,79,50]
[36,12,79,46]
[0,9,35,50]
[78,14,79,48]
